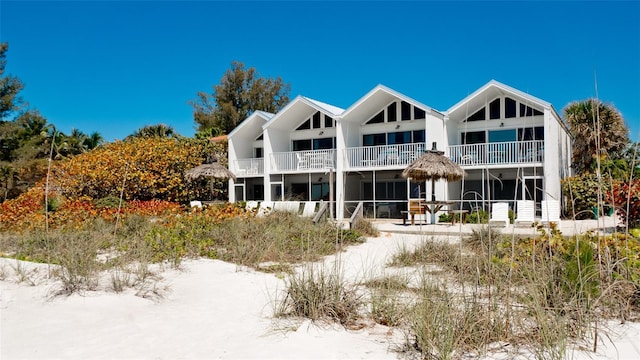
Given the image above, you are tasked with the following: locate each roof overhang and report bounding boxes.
[262,95,344,131]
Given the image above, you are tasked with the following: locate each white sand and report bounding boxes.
[1,231,639,359]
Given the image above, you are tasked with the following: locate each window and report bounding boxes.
[413,130,425,143]
[313,137,334,150]
[490,98,501,119]
[366,110,385,124]
[467,107,486,122]
[518,127,544,141]
[312,111,321,128]
[401,101,411,120]
[363,133,386,146]
[414,106,426,120]
[255,147,263,158]
[488,129,516,143]
[296,119,311,130]
[375,181,407,200]
[387,131,411,145]
[387,103,397,122]
[505,97,516,118]
[292,139,312,151]
[256,133,263,140]
[324,115,333,128]
[462,131,486,144]
[311,183,330,201]
[520,104,543,117]
[297,111,333,130]
[294,138,336,151]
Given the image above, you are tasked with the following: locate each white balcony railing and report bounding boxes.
[232,158,264,176]
[271,149,336,173]
[343,143,426,170]
[448,140,544,166]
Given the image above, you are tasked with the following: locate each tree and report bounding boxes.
[563,99,629,175]
[127,124,178,139]
[0,42,25,121]
[84,132,104,150]
[190,61,290,134]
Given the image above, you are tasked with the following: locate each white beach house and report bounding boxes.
[228,80,572,221]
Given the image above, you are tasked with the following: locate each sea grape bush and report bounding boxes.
[49,137,227,202]
[562,174,613,219]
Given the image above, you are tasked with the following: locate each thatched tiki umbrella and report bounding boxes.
[184,159,236,201]
[402,142,464,203]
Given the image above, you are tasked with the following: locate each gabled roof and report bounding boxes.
[447,80,551,118]
[340,84,440,122]
[227,110,274,138]
[263,95,344,130]
[302,97,345,117]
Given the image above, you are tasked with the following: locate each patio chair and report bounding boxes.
[245,201,259,211]
[515,200,535,226]
[257,201,274,217]
[301,201,317,217]
[190,200,203,209]
[541,200,561,224]
[488,202,509,227]
[296,153,309,170]
[377,148,400,166]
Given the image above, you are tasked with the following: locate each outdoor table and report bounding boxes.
[421,201,455,214]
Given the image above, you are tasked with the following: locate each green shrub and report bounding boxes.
[562,174,613,219]
[467,209,488,224]
[438,213,452,223]
[94,196,122,209]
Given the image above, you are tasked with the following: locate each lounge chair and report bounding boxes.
[257,201,274,217]
[284,201,300,213]
[541,200,561,224]
[488,202,509,227]
[301,201,317,217]
[190,200,203,209]
[515,200,535,226]
[245,201,259,211]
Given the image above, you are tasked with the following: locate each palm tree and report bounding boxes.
[83,132,104,150]
[67,128,88,155]
[563,99,629,175]
[128,124,178,139]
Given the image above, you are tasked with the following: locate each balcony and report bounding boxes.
[232,158,264,177]
[270,149,336,173]
[448,140,544,167]
[344,143,426,170]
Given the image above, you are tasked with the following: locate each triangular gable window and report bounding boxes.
[296,119,311,130]
[366,110,385,124]
[297,111,334,130]
[256,134,264,140]
[466,107,486,122]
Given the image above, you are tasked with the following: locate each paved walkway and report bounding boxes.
[369,215,621,237]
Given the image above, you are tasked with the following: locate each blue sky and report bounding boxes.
[2,1,639,142]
